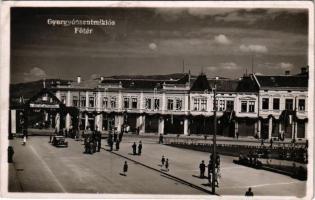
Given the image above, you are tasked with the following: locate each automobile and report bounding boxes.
[52,135,68,147]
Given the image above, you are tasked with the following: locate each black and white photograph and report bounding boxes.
[0,1,314,199]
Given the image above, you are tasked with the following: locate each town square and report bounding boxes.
[2,2,313,198]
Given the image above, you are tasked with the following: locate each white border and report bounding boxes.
[0,1,314,199]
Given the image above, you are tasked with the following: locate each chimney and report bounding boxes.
[301,67,307,74]
[285,70,290,75]
[77,76,81,84]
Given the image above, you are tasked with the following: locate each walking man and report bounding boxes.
[207,160,212,184]
[159,134,164,144]
[114,130,117,142]
[116,139,120,151]
[123,161,128,176]
[199,160,206,178]
[109,139,113,151]
[132,142,137,155]
[165,158,169,172]
[161,155,165,168]
[138,141,142,155]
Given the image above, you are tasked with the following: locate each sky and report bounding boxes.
[10,7,309,83]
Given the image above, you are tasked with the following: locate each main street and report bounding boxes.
[9,136,306,197]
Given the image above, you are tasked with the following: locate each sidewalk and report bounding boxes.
[107,139,306,196]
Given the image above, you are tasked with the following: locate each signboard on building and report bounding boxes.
[30,103,59,108]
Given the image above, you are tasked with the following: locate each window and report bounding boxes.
[298,99,305,111]
[81,97,86,107]
[219,100,225,111]
[226,100,234,111]
[154,99,160,110]
[241,101,247,112]
[176,99,182,110]
[285,99,293,110]
[124,97,130,109]
[72,96,78,107]
[249,101,255,112]
[132,98,137,109]
[193,99,199,111]
[201,99,207,111]
[103,97,108,108]
[89,97,95,107]
[110,97,116,108]
[273,98,280,110]
[262,98,269,110]
[167,99,174,110]
[61,96,66,104]
[145,98,152,109]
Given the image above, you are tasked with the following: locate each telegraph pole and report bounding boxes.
[212,79,217,194]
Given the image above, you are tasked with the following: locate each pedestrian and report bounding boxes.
[119,131,123,142]
[161,155,165,167]
[22,129,27,145]
[199,160,206,178]
[109,139,113,151]
[116,139,120,151]
[114,131,117,142]
[207,160,212,181]
[132,142,137,155]
[8,146,14,163]
[270,138,273,148]
[159,134,164,144]
[138,141,142,155]
[236,132,239,139]
[123,161,128,176]
[165,158,169,171]
[245,187,254,196]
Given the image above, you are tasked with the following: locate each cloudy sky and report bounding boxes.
[11,7,308,83]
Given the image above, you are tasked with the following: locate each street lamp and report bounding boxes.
[212,77,218,194]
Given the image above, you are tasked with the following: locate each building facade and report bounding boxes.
[14,68,308,140]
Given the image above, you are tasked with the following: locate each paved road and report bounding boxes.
[9,137,205,194]
[9,136,306,197]
[113,137,306,197]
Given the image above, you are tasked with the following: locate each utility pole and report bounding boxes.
[212,79,217,194]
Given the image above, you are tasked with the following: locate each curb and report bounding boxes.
[103,148,217,195]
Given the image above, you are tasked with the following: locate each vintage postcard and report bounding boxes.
[0,1,314,199]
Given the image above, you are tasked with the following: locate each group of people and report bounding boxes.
[199,153,221,187]
[161,155,169,171]
[132,141,142,155]
[83,127,102,154]
[107,128,124,151]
